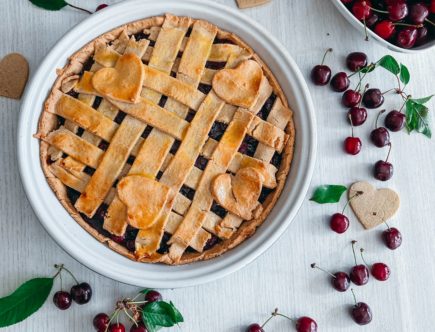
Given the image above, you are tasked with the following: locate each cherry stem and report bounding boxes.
[351,240,358,266]
[66,2,93,14]
[369,6,388,14]
[351,288,358,306]
[375,109,386,129]
[320,48,333,66]
[399,97,409,113]
[311,263,336,278]
[425,18,435,27]
[385,143,392,163]
[123,308,137,326]
[359,248,370,267]
[394,22,423,28]
[342,191,363,214]
[382,88,396,95]
[384,221,391,230]
[348,114,355,138]
[363,18,369,41]
[54,264,79,285]
[60,272,63,292]
[105,309,121,332]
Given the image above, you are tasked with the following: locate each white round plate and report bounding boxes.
[331,0,435,54]
[18,0,316,288]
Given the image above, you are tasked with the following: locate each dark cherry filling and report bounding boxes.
[141,126,153,139]
[57,115,65,126]
[257,93,276,121]
[66,90,79,99]
[81,57,94,74]
[198,83,212,94]
[271,151,282,169]
[114,111,126,124]
[157,232,171,254]
[158,95,168,108]
[98,140,109,151]
[195,155,209,170]
[180,185,195,200]
[133,32,149,41]
[76,127,84,136]
[83,166,95,176]
[205,61,226,70]
[185,110,196,123]
[204,235,220,251]
[208,122,228,141]
[259,187,273,204]
[92,96,103,109]
[148,40,156,47]
[238,135,258,157]
[213,38,235,44]
[170,140,181,154]
[211,201,227,219]
[127,155,135,165]
[156,171,163,180]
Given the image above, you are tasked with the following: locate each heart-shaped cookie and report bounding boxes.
[92,53,144,103]
[212,60,263,109]
[211,167,263,220]
[0,53,29,100]
[349,181,400,229]
[117,175,170,229]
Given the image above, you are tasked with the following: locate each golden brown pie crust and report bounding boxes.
[37,15,295,265]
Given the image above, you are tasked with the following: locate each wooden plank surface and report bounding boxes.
[1,0,434,331]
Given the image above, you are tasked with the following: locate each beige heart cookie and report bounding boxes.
[211,167,263,220]
[212,60,263,109]
[349,181,400,229]
[236,0,271,9]
[0,53,29,100]
[92,53,144,103]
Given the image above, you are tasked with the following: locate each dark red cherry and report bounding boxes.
[296,316,318,332]
[374,160,394,181]
[370,127,390,147]
[385,110,405,131]
[352,302,373,325]
[246,323,264,332]
[362,88,384,108]
[145,290,162,303]
[341,0,353,3]
[53,291,72,310]
[346,52,368,72]
[415,26,429,46]
[350,265,370,285]
[374,20,396,39]
[330,72,350,92]
[388,2,409,21]
[109,323,125,332]
[93,313,110,331]
[96,4,109,11]
[366,13,379,27]
[396,27,418,48]
[348,107,367,126]
[431,0,435,14]
[111,234,126,244]
[311,65,331,85]
[383,227,402,249]
[71,282,92,304]
[342,90,362,107]
[330,213,350,233]
[409,3,429,24]
[130,324,148,332]
[333,272,351,292]
[344,137,362,155]
[371,263,391,281]
[352,1,372,20]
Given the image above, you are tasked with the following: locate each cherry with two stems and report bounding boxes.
[374,142,394,181]
[360,248,391,281]
[55,264,93,305]
[350,241,370,286]
[311,48,333,86]
[247,308,317,332]
[311,263,351,292]
[350,289,373,325]
[347,84,369,126]
[344,114,362,155]
[370,110,390,147]
[382,222,402,250]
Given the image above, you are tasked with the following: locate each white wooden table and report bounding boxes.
[1,0,435,331]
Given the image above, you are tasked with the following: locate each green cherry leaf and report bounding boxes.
[168,301,184,324]
[405,99,432,138]
[28,0,68,10]
[378,55,400,75]
[412,95,434,105]
[310,185,347,204]
[0,278,54,328]
[399,63,410,85]
[142,301,184,330]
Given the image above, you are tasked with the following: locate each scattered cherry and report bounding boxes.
[363,88,384,108]
[383,226,402,250]
[71,282,92,304]
[330,72,350,92]
[350,241,369,286]
[409,3,429,24]
[93,313,110,331]
[330,213,350,233]
[350,290,373,325]
[374,143,394,181]
[348,107,367,126]
[130,324,148,332]
[344,114,362,155]
[53,291,72,310]
[109,323,126,332]
[296,316,318,332]
[385,110,405,131]
[352,1,372,20]
[96,4,109,11]
[246,323,264,332]
[396,27,418,48]
[342,90,362,107]
[371,262,391,281]
[346,52,368,72]
[311,48,333,86]
[311,263,350,292]
[388,2,409,21]
[370,110,390,147]
[145,290,162,303]
[374,20,396,39]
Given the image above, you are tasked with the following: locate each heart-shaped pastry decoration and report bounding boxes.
[349,181,400,229]
[0,53,29,100]
[117,175,170,229]
[212,60,263,109]
[211,167,264,220]
[92,53,144,103]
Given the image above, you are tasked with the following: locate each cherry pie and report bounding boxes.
[36,14,295,265]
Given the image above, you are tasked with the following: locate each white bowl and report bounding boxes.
[331,0,435,53]
[18,0,316,288]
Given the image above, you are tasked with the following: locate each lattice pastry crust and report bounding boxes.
[36,14,295,265]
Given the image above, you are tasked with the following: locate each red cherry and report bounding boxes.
[431,0,435,14]
[296,316,318,332]
[371,263,391,281]
[344,137,362,155]
[374,20,396,39]
[93,313,110,331]
[396,27,418,48]
[246,323,264,332]
[109,323,125,332]
[383,227,402,250]
[330,213,350,233]
[409,3,429,24]
[342,90,362,108]
[352,1,372,20]
[96,4,109,11]
[388,2,409,21]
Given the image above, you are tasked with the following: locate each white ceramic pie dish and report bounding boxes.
[18,0,316,288]
[331,0,435,53]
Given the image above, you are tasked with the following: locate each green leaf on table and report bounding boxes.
[412,95,434,104]
[28,0,68,10]
[378,55,400,75]
[0,278,54,328]
[405,99,432,138]
[399,63,410,85]
[142,301,184,332]
[310,185,347,204]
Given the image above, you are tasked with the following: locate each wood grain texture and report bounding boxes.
[1,0,435,331]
